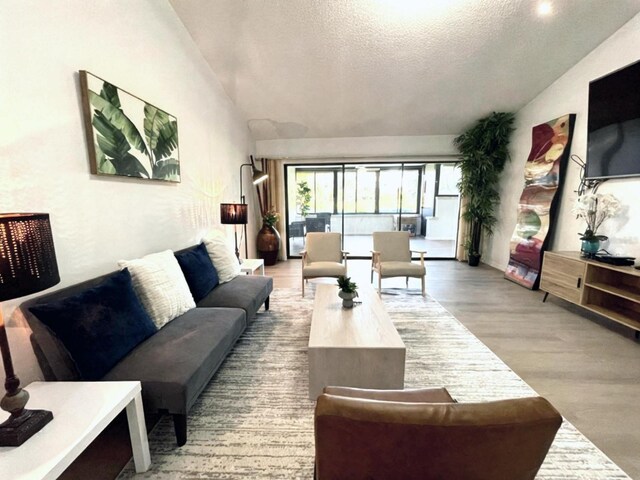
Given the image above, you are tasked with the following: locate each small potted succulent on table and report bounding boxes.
[337,276,358,309]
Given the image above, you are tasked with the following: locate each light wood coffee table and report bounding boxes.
[308,284,406,399]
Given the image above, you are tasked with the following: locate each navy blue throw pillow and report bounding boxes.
[174,243,219,302]
[29,268,157,381]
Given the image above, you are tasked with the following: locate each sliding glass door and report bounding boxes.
[285,161,460,259]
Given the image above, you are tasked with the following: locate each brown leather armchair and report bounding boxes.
[314,386,562,480]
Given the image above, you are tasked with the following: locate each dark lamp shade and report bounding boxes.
[220,203,248,225]
[0,213,60,301]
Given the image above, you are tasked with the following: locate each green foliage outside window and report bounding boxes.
[297,181,312,217]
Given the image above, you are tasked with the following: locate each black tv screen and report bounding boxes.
[586,59,640,179]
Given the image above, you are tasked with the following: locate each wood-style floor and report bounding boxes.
[271,259,640,479]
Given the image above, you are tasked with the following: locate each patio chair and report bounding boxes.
[371,231,426,296]
[306,217,328,233]
[301,232,348,297]
[289,221,305,240]
[314,386,562,480]
[315,212,332,231]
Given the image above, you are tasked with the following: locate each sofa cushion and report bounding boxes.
[103,307,246,414]
[197,275,273,323]
[203,231,241,283]
[28,269,157,381]
[175,243,219,302]
[118,250,195,328]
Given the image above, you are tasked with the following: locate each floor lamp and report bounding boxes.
[0,213,60,446]
[239,157,268,259]
[220,203,248,260]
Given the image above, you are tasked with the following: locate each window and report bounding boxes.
[296,165,422,214]
[356,169,376,213]
[295,170,335,213]
[314,172,334,212]
[379,170,401,213]
[400,169,419,213]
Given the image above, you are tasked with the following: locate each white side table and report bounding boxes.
[0,381,150,479]
[240,258,265,276]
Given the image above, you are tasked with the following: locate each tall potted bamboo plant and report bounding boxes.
[454,112,515,266]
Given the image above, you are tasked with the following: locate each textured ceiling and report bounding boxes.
[170,0,640,140]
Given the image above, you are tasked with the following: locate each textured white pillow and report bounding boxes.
[203,231,241,283]
[118,250,195,328]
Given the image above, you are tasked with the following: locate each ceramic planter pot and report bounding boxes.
[581,239,600,258]
[338,290,357,308]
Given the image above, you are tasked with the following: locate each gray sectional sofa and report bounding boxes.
[21,246,273,446]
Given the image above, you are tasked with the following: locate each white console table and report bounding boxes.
[0,381,150,479]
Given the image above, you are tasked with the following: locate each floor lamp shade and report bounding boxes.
[0,213,60,301]
[220,203,248,225]
[0,213,59,446]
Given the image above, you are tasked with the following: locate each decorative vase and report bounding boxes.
[581,238,600,258]
[338,290,357,309]
[257,223,280,266]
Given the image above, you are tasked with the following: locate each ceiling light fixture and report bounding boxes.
[537,1,553,16]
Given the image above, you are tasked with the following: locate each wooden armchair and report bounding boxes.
[371,231,426,296]
[301,232,348,297]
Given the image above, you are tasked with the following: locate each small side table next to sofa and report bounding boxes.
[0,381,150,479]
[240,258,265,276]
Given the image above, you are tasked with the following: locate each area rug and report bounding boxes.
[119,287,630,479]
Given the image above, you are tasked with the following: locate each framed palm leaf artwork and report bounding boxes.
[79,70,180,182]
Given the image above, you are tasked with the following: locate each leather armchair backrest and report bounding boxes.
[373,231,411,262]
[315,394,562,480]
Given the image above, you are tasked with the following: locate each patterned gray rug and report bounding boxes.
[119,287,630,479]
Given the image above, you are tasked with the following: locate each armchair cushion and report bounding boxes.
[378,261,425,277]
[303,262,347,278]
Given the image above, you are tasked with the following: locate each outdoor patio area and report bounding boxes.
[288,234,456,258]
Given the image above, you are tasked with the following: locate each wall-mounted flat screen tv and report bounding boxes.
[586,59,640,179]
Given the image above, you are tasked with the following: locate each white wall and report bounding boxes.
[485,13,640,269]
[0,1,254,380]
[256,135,458,159]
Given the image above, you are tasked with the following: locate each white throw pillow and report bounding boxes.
[203,231,241,283]
[118,250,195,328]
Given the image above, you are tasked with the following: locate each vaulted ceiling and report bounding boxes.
[170,0,640,140]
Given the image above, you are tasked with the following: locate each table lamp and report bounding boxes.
[0,213,60,446]
[220,203,248,260]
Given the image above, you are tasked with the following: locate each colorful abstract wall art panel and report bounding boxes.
[505,114,576,289]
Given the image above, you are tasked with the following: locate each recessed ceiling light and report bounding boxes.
[537,1,553,16]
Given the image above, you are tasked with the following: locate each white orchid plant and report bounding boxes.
[572,193,621,241]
